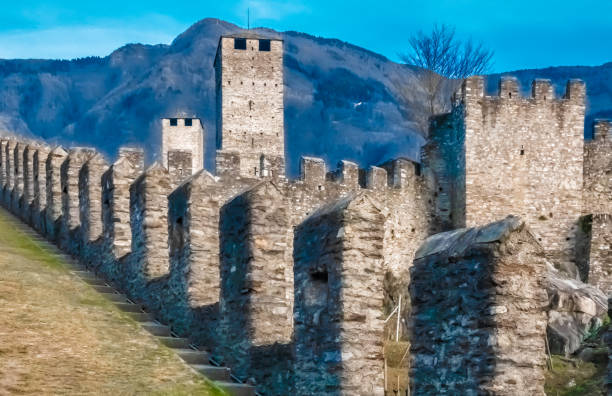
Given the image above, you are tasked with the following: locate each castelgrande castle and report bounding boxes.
[0,32,610,395]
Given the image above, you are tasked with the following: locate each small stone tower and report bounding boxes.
[161,116,204,174]
[214,34,285,177]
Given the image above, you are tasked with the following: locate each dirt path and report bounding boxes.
[0,208,223,395]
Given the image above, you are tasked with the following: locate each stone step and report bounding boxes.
[215,382,256,396]
[125,312,156,322]
[91,285,116,294]
[191,364,231,381]
[81,277,107,286]
[158,336,191,349]
[175,349,211,364]
[142,322,171,336]
[100,293,129,303]
[114,302,143,313]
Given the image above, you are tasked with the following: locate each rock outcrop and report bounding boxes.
[545,263,608,356]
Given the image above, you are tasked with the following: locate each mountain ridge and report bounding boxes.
[0,18,610,175]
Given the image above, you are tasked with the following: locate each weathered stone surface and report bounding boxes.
[161,117,204,173]
[11,141,24,213]
[583,120,611,215]
[410,216,548,396]
[44,146,67,240]
[294,192,386,396]
[215,35,284,178]
[167,149,192,188]
[100,147,144,279]
[545,262,607,356]
[78,153,109,265]
[126,162,172,306]
[31,145,50,232]
[425,77,586,270]
[219,181,292,391]
[22,143,37,222]
[166,169,256,342]
[60,147,95,253]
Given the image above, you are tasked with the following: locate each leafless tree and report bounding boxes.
[400,24,494,116]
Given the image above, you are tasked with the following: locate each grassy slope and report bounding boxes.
[0,209,225,395]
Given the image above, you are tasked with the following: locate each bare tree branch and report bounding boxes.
[400,24,494,116]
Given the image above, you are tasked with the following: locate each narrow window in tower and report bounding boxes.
[170,118,178,126]
[251,138,254,148]
[259,39,271,51]
[234,38,247,50]
[520,145,525,156]
[249,100,254,111]
[185,118,192,126]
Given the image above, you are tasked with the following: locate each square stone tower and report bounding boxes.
[161,116,204,174]
[214,34,285,177]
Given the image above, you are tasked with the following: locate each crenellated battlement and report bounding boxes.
[592,118,611,141]
[0,68,607,394]
[461,75,586,104]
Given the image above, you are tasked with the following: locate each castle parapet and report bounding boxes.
[294,192,386,395]
[565,79,586,103]
[45,146,67,240]
[22,144,38,220]
[216,150,241,178]
[219,181,292,388]
[366,165,388,190]
[461,75,485,100]
[593,119,611,141]
[335,160,359,188]
[60,147,95,251]
[4,140,16,206]
[128,162,171,294]
[532,79,554,100]
[168,149,192,187]
[260,154,285,179]
[380,158,418,189]
[32,145,51,232]
[499,76,519,99]
[99,147,145,280]
[79,153,108,244]
[300,156,326,186]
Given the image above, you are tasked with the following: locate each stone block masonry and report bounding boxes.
[22,144,37,222]
[294,192,386,396]
[425,76,587,272]
[32,145,50,232]
[11,142,25,213]
[219,181,292,391]
[60,147,95,253]
[588,214,612,294]
[215,35,284,178]
[161,117,204,174]
[127,163,172,306]
[410,216,549,395]
[4,140,16,207]
[100,147,144,281]
[44,146,67,241]
[78,153,108,266]
[166,169,257,342]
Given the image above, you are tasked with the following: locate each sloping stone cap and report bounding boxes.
[415,215,523,260]
[302,191,384,223]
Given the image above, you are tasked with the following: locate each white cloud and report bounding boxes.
[236,0,309,23]
[0,14,186,60]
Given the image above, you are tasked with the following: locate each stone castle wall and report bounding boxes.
[425,76,587,270]
[0,133,434,395]
[410,217,549,395]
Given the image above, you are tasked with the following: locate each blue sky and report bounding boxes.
[0,0,611,72]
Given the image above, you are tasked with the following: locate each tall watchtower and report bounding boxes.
[214,34,285,177]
